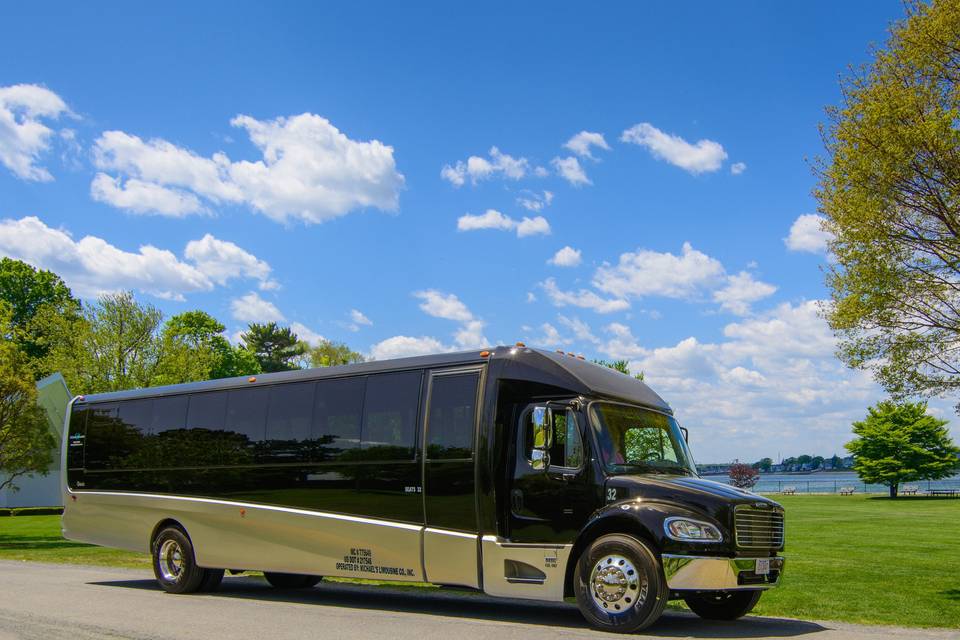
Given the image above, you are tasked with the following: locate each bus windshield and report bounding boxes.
[589,402,696,476]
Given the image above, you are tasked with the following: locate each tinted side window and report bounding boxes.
[523,408,583,469]
[225,387,269,462]
[426,373,479,460]
[149,395,188,434]
[84,404,124,470]
[114,399,153,469]
[361,371,422,458]
[186,392,227,431]
[263,382,315,463]
[313,377,365,461]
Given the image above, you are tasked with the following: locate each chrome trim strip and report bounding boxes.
[66,490,423,531]
[662,554,784,591]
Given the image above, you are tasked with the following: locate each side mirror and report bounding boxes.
[531,405,553,470]
[680,426,689,444]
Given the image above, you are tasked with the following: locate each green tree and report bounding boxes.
[155,311,259,384]
[0,307,55,491]
[753,457,773,472]
[308,340,365,368]
[594,358,645,381]
[39,291,164,394]
[817,1,960,402]
[241,323,307,373]
[0,258,80,368]
[846,400,960,498]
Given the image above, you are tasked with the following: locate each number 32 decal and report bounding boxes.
[606,488,617,502]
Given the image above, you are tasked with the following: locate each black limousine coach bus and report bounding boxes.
[61,345,784,632]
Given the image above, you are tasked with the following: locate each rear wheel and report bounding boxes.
[573,534,668,633]
[263,572,321,589]
[684,590,762,620]
[152,526,206,594]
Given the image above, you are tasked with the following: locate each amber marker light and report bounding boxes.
[248,376,257,383]
[515,342,526,347]
[480,350,490,358]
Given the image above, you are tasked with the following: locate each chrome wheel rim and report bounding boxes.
[158,539,185,582]
[589,554,645,613]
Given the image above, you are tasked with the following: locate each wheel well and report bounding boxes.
[564,516,659,598]
[149,518,188,550]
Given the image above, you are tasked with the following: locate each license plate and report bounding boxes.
[755,558,770,575]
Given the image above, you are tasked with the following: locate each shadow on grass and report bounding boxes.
[941,589,960,601]
[865,496,960,501]
[0,539,94,550]
[89,576,827,638]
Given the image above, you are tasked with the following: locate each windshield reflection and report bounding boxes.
[589,402,697,476]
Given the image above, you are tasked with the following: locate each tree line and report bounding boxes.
[0,257,363,491]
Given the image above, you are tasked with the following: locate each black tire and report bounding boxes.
[151,526,206,594]
[263,572,322,589]
[684,590,763,620]
[199,568,225,592]
[573,534,668,633]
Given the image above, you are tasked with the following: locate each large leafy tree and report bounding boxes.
[38,291,164,394]
[241,323,307,373]
[817,1,960,403]
[0,307,55,492]
[0,258,80,368]
[308,339,365,368]
[846,400,960,498]
[155,310,260,384]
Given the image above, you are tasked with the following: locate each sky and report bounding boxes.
[2,1,955,462]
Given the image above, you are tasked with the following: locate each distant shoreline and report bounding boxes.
[700,469,859,477]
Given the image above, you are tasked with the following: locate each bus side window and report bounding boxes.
[225,386,269,459]
[361,371,421,459]
[313,377,365,461]
[264,382,315,464]
[426,373,479,460]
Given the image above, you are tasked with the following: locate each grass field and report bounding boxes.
[1,494,957,628]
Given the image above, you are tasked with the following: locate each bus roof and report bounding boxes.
[79,346,671,413]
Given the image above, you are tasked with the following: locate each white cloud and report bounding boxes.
[593,242,725,300]
[563,131,610,159]
[415,289,474,322]
[0,215,274,300]
[413,289,487,349]
[712,271,777,316]
[785,214,832,254]
[517,190,553,212]
[347,308,372,331]
[90,173,206,217]
[730,162,747,175]
[441,147,529,187]
[184,234,274,289]
[457,209,550,238]
[535,322,569,348]
[551,156,591,186]
[0,84,71,181]
[620,122,727,174]
[291,321,325,346]
[369,335,448,360]
[231,292,285,323]
[540,278,629,314]
[91,113,404,224]
[548,246,582,267]
[558,315,599,344]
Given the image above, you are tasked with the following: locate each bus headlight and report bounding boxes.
[664,517,723,542]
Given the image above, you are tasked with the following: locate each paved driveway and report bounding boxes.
[0,562,955,640]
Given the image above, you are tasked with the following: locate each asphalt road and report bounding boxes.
[0,561,955,640]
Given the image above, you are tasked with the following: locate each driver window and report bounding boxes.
[522,408,583,469]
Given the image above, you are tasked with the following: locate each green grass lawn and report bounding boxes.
[1,495,958,628]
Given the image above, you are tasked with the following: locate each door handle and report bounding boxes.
[511,489,523,513]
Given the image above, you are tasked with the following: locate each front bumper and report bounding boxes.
[662,554,784,591]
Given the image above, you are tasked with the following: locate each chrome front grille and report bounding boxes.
[734,505,784,550]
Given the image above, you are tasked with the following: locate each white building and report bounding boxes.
[0,373,70,508]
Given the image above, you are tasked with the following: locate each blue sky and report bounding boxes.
[3,1,954,462]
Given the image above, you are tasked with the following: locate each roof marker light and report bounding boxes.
[248,376,257,383]
[556,349,565,354]
[515,342,526,347]
[480,350,490,358]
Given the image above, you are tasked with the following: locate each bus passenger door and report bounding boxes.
[421,367,483,588]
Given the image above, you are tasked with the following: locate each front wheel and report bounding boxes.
[573,534,668,633]
[263,572,322,589]
[683,590,762,620]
